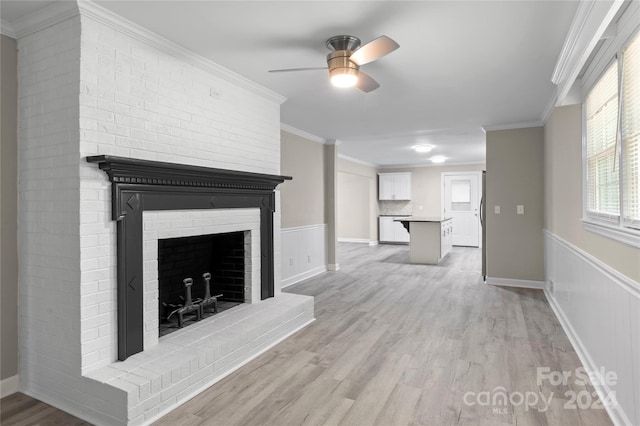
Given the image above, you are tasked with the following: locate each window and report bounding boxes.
[584,30,640,246]
[621,31,640,228]
[585,61,619,219]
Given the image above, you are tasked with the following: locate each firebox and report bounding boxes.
[158,231,246,336]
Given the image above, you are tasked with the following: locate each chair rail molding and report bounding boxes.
[544,230,639,426]
[281,224,328,288]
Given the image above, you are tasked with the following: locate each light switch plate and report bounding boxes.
[517,205,525,215]
[494,206,500,214]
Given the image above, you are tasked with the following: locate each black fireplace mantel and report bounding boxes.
[86,155,291,360]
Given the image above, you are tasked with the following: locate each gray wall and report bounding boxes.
[486,127,545,281]
[545,104,640,281]
[337,171,370,239]
[1,34,18,381]
[337,157,378,242]
[280,130,326,229]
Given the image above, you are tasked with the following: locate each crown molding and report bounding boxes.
[75,0,286,105]
[482,121,544,132]
[280,123,326,144]
[10,0,78,39]
[6,0,286,104]
[541,89,558,125]
[0,20,16,38]
[337,154,377,168]
[551,0,624,104]
[378,161,486,170]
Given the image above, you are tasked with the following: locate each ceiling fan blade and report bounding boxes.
[268,67,328,73]
[350,35,399,66]
[357,71,380,93]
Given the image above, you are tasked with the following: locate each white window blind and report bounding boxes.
[585,61,619,218]
[622,31,640,228]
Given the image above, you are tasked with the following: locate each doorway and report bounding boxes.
[442,172,482,247]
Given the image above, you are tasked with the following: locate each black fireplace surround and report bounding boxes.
[87,155,291,360]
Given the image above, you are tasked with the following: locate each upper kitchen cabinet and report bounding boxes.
[378,172,412,200]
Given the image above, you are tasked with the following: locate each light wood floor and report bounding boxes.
[1,243,612,426]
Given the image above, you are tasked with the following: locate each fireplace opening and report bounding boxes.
[158,231,246,337]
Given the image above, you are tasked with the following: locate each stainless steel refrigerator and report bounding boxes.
[481,171,487,280]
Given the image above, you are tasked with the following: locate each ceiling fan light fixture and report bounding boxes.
[330,68,358,88]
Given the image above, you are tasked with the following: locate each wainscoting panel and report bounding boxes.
[281,224,327,288]
[544,231,639,426]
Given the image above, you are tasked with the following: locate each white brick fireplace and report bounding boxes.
[142,208,261,350]
[16,2,314,425]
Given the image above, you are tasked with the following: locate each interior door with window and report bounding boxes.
[443,172,481,247]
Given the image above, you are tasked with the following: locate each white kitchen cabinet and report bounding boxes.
[440,219,453,258]
[378,173,412,200]
[379,216,410,243]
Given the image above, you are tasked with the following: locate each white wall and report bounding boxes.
[545,232,640,426]
[1,34,19,390]
[18,14,83,401]
[18,6,286,424]
[281,224,327,288]
[77,14,282,372]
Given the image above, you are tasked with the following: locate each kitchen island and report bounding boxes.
[395,217,453,264]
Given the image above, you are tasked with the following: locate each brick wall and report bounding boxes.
[18,7,286,424]
[17,14,84,397]
[77,15,282,373]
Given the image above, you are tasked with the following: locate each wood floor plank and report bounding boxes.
[0,244,614,426]
[373,382,422,426]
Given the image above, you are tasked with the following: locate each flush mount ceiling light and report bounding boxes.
[329,66,358,88]
[413,144,434,153]
[430,155,447,163]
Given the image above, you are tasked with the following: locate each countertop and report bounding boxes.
[379,214,411,217]
[394,216,452,222]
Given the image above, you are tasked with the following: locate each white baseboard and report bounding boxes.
[369,241,379,246]
[338,238,374,244]
[0,374,19,398]
[327,264,340,271]
[281,265,327,288]
[486,276,545,289]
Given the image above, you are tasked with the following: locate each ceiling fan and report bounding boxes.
[269,35,400,92]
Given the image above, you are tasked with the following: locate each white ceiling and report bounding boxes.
[1,1,579,167]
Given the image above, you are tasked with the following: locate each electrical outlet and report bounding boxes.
[517,205,525,215]
[494,205,501,214]
[289,258,293,266]
[308,255,311,263]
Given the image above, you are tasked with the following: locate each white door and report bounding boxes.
[443,173,481,247]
